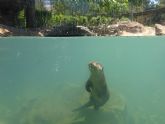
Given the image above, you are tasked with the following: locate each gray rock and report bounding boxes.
[73,90,128,124]
[90,21,145,36]
[46,24,96,36]
[155,24,165,35]
[117,21,144,33]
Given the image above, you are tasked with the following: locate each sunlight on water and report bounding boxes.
[0,37,165,124]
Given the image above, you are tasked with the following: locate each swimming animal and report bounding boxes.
[74,61,110,111]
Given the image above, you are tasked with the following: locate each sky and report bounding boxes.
[150,0,159,4]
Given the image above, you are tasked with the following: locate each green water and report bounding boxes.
[0,37,165,124]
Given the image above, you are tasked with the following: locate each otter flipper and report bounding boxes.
[72,101,93,112]
[85,80,93,92]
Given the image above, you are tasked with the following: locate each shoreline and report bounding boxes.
[1,21,165,37]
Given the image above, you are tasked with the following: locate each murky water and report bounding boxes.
[0,37,165,124]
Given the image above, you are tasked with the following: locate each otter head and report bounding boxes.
[88,61,103,75]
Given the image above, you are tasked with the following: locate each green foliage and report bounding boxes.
[51,0,129,17]
[39,0,159,27]
[89,16,112,26]
[128,0,143,6]
[15,0,160,28]
[35,10,52,27]
[50,14,114,26]
[9,0,163,29]
[17,10,26,28]
[89,16,99,25]
[51,15,77,25]
[119,16,130,21]
[98,0,129,16]
[78,16,88,25]
[52,1,70,15]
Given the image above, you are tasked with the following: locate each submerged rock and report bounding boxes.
[72,90,128,124]
[8,87,128,124]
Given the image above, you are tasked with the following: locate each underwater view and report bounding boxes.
[0,37,165,124]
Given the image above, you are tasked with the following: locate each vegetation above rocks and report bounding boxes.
[0,0,165,36]
[0,0,164,28]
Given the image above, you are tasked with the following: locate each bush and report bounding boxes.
[17,10,26,28]
[51,15,89,26]
[119,17,130,22]
[89,16,113,26]
[89,17,99,26]
[35,10,52,27]
[50,15,122,27]
[78,16,88,25]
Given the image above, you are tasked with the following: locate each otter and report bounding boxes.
[74,61,110,111]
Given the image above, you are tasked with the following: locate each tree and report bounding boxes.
[159,0,165,7]
[25,0,36,28]
[100,0,129,17]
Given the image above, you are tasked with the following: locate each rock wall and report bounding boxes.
[155,24,165,35]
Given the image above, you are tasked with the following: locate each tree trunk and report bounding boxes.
[129,3,134,21]
[25,0,36,28]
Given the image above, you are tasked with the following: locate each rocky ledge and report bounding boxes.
[46,24,96,36]
[1,21,165,37]
[155,24,165,35]
[0,24,44,37]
